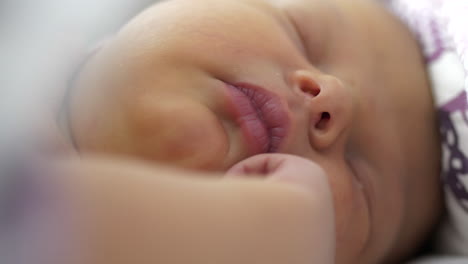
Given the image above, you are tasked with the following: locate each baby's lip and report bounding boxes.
[224,82,291,155]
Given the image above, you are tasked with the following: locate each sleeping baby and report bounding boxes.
[62,0,446,262]
[10,0,468,263]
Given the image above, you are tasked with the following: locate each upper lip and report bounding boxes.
[225,82,291,155]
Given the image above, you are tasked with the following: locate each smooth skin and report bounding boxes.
[17,155,335,264]
[10,26,335,264]
[68,0,442,263]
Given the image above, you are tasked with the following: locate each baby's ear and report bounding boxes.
[86,36,114,57]
[67,35,114,87]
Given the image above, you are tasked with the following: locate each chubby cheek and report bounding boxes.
[324,166,370,263]
[130,98,229,171]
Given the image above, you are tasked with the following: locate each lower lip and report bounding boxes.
[225,83,290,155]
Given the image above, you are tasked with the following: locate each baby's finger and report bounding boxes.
[226,154,330,194]
[225,154,289,177]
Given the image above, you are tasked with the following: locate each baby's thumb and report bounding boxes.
[226,154,287,177]
[226,154,330,194]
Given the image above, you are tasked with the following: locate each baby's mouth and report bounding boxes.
[225,82,291,155]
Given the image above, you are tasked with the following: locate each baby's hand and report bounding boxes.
[226,154,331,196]
[226,154,336,263]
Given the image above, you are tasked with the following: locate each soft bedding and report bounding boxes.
[410,256,468,264]
[385,0,468,261]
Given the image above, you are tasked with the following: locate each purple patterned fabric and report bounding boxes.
[439,92,468,213]
[384,0,468,255]
[386,0,468,214]
[426,17,452,63]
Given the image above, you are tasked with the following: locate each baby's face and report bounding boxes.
[68,0,442,262]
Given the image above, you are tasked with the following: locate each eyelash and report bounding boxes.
[282,11,308,54]
[284,12,327,67]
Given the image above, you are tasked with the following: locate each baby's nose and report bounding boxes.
[291,69,354,151]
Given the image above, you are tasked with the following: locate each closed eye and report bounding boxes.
[280,7,330,66]
[283,10,308,56]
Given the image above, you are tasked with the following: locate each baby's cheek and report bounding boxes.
[130,98,229,171]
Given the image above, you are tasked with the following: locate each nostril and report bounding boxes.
[315,112,330,130]
[300,82,321,97]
